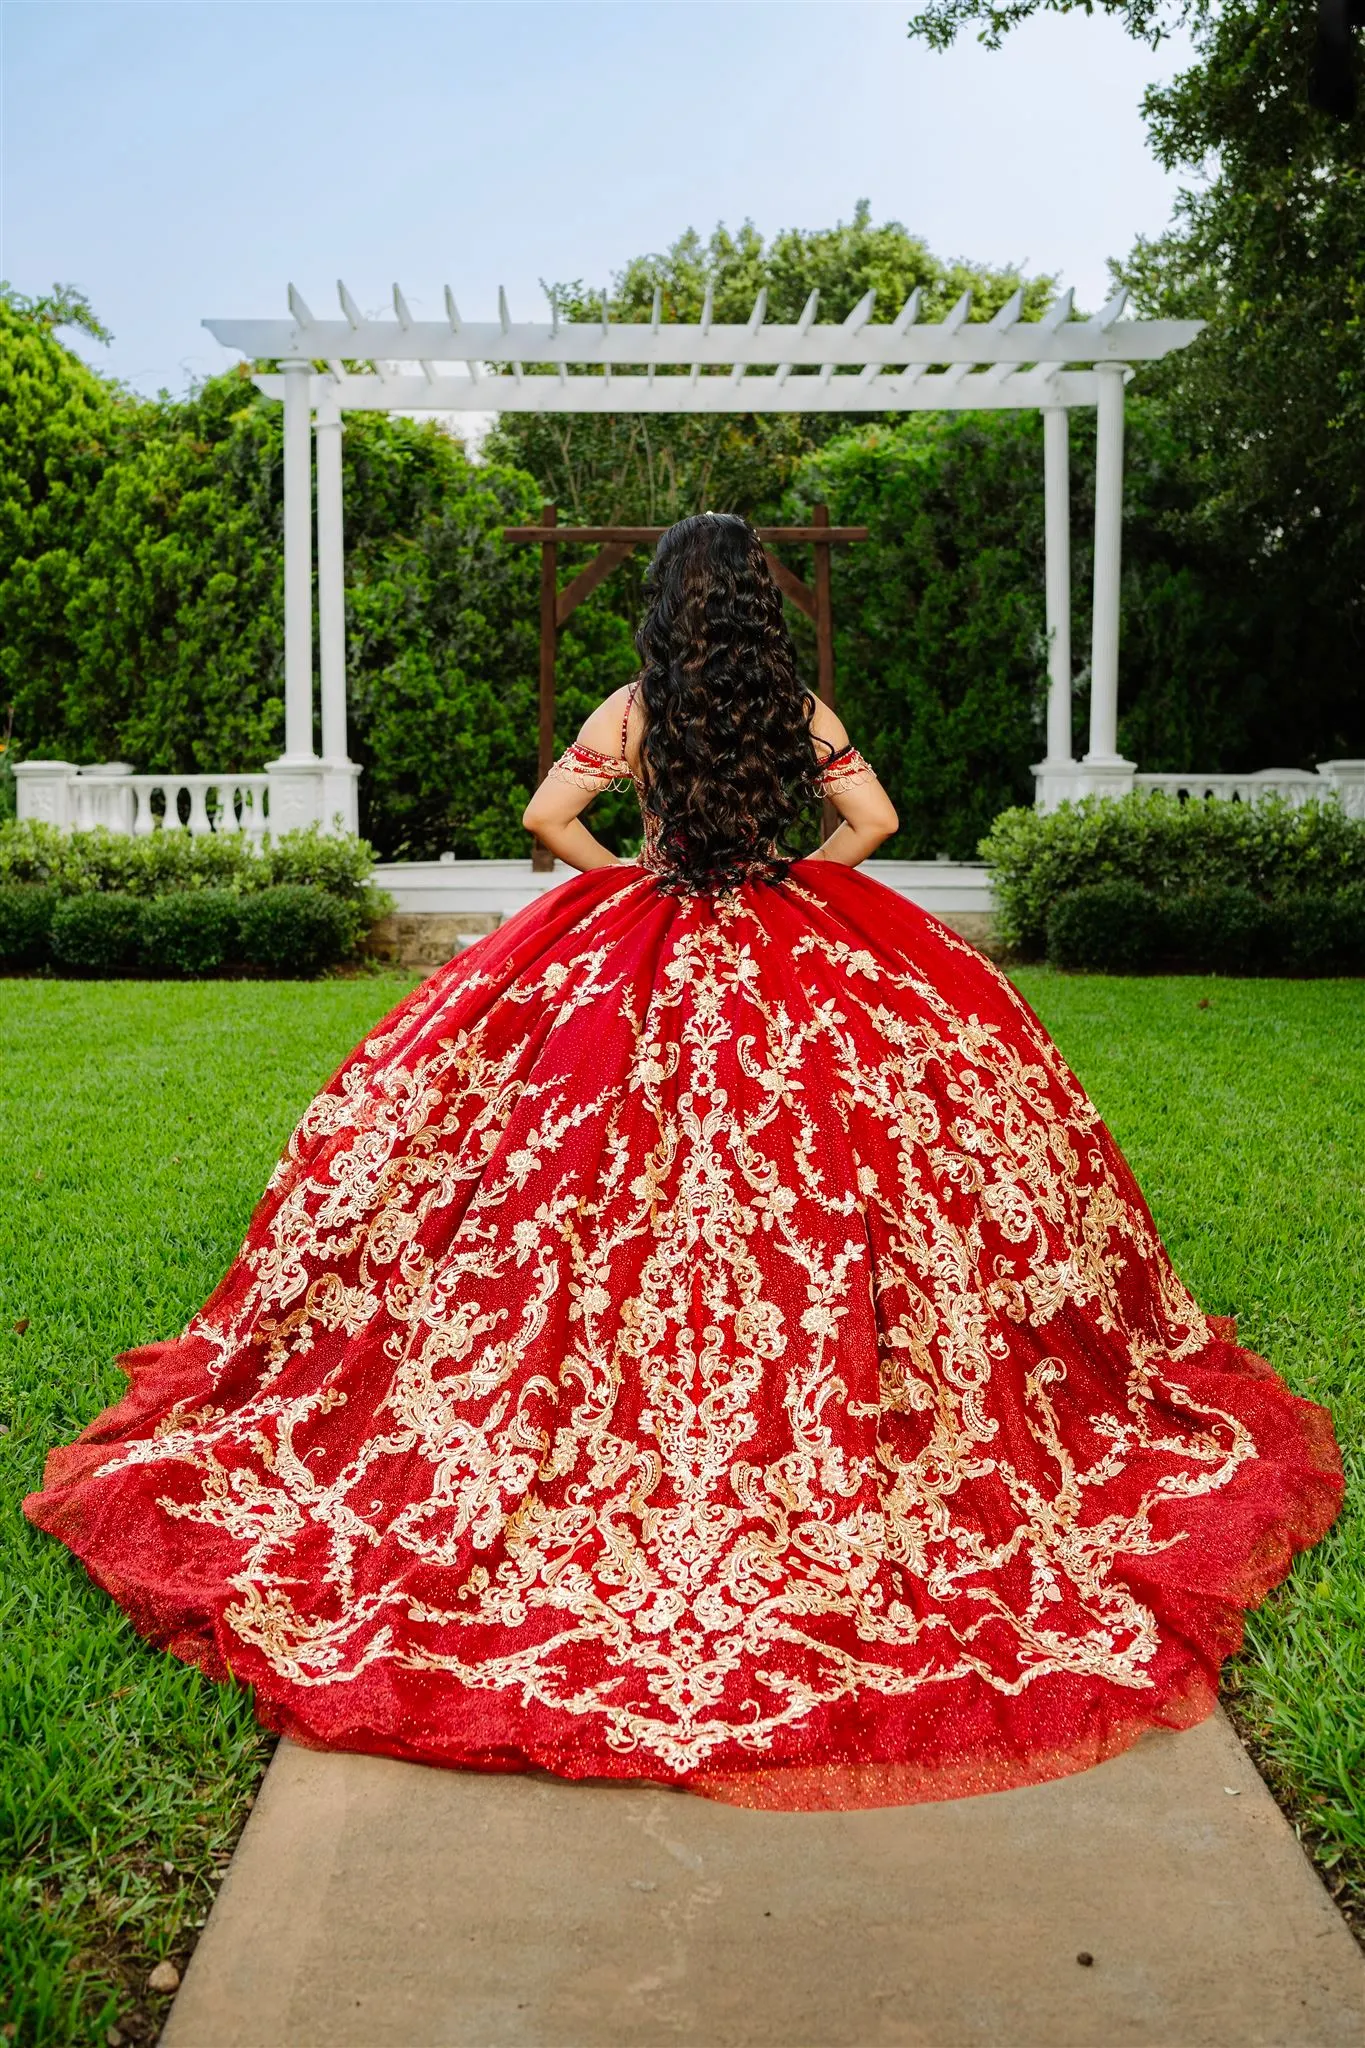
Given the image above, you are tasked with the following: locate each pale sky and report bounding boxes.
[2,0,1193,397]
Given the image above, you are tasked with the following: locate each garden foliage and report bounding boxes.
[0,820,389,969]
[1045,878,1365,974]
[0,882,58,967]
[8,172,1363,866]
[906,0,1365,773]
[1,878,362,977]
[982,793,1365,954]
[0,291,637,862]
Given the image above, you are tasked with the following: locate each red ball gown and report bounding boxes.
[25,738,1343,1809]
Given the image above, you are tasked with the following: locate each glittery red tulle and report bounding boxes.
[24,862,1343,1810]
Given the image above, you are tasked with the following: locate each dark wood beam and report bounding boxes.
[505,524,869,546]
[762,549,817,621]
[533,504,557,871]
[556,542,637,627]
[813,503,835,709]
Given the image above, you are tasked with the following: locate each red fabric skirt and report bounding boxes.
[25,862,1343,1809]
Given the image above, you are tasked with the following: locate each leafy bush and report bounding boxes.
[0,818,378,899]
[1045,881,1163,971]
[1333,881,1365,963]
[982,793,1365,956]
[0,824,382,975]
[140,890,241,977]
[1047,881,1365,975]
[236,886,353,975]
[0,883,58,966]
[50,893,142,974]
[1161,887,1282,976]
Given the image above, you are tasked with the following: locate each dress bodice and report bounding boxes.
[545,684,878,874]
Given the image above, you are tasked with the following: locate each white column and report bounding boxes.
[1043,406,1072,764]
[313,394,361,834]
[1085,364,1130,769]
[315,399,347,762]
[279,358,316,763]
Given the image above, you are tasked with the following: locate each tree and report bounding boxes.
[905,0,1365,762]
[0,297,637,860]
[487,203,1056,535]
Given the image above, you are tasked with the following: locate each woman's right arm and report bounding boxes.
[805,701,899,867]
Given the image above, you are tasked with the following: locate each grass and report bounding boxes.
[1,971,1361,2042]
[1013,970,1364,1936]
[1,978,419,2047]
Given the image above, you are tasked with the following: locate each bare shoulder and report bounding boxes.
[807,694,851,758]
[575,685,635,761]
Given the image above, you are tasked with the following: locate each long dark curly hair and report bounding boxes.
[635,513,826,893]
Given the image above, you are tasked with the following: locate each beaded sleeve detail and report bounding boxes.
[546,741,639,795]
[816,742,877,792]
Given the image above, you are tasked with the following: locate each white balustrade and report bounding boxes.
[1035,758,1365,815]
[1132,769,1326,807]
[121,774,272,839]
[14,762,273,838]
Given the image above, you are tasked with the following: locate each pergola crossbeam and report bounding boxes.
[207,312,1200,369]
[253,368,1113,412]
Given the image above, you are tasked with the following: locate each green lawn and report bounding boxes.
[2,971,1361,2043]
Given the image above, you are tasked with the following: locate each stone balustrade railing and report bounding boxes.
[13,758,360,837]
[1035,757,1365,817]
[15,754,1365,839]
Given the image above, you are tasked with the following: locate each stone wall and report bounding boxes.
[366,907,1000,971]
[366,912,502,971]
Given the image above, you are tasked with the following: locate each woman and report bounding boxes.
[25,514,1342,1810]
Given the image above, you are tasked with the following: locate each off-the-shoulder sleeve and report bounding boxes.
[545,741,635,794]
[816,741,878,792]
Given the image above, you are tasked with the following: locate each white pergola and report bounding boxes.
[205,281,1205,831]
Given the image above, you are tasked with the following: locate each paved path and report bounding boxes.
[164,1709,1364,2048]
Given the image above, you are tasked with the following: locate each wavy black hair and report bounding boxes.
[635,513,827,893]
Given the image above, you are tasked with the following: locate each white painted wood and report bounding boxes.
[1042,407,1073,766]
[1085,364,1129,768]
[206,310,1202,373]
[314,399,349,770]
[280,360,316,764]
[253,369,1119,415]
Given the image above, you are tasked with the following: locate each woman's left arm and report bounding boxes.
[521,691,636,872]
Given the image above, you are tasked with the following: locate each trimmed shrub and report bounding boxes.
[1046,881,1163,971]
[981,793,1365,956]
[0,819,381,906]
[1334,881,1365,964]
[237,886,353,975]
[50,892,143,973]
[0,884,58,967]
[1162,887,1282,975]
[1279,891,1343,975]
[140,889,241,977]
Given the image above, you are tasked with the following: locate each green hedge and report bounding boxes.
[0,881,366,978]
[0,883,58,966]
[236,888,355,977]
[982,794,1365,955]
[140,889,242,976]
[1046,879,1365,975]
[0,820,390,960]
[50,893,143,973]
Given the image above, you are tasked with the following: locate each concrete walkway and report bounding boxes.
[163,1709,1364,2048]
